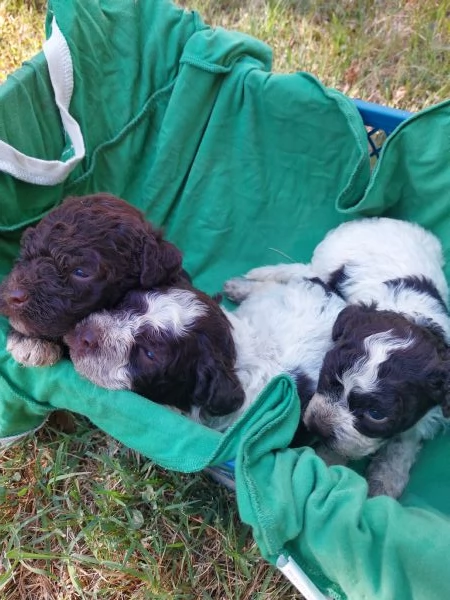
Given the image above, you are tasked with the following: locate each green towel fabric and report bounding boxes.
[1,1,450,598]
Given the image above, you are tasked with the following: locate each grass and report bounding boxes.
[178,0,450,111]
[1,420,294,599]
[0,1,45,80]
[0,0,449,598]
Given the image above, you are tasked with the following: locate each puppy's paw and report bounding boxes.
[245,263,315,284]
[6,330,63,366]
[365,435,418,499]
[223,277,259,303]
[367,477,404,499]
[366,461,407,499]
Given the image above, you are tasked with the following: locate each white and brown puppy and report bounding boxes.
[65,286,245,419]
[64,275,346,446]
[0,194,185,367]
[245,218,450,497]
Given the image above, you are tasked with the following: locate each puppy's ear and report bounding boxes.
[332,305,365,341]
[415,315,448,350]
[140,236,183,288]
[19,225,37,250]
[424,352,450,417]
[193,336,245,416]
[435,359,450,418]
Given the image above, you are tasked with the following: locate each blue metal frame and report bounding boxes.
[353,99,411,135]
[353,99,412,159]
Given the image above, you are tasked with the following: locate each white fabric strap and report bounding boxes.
[0,17,85,185]
[276,555,332,600]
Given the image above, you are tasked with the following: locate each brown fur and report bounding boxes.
[0,193,185,367]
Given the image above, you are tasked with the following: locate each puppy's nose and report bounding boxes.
[8,288,29,305]
[305,412,334,439]
[77,328,99,351]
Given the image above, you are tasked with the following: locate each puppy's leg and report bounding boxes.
[224,263,317,302]
[223,278,272,303]
[6,329,63,367]
[366,431,422,499]
[244,263,315,284]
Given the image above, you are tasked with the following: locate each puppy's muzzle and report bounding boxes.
[65,325,100,356]
[6,287,29,306]
[0,284,30,314]
[304,410,335,439]
[303,392,340,440]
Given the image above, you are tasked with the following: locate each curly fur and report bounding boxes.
[246,217,450,497]
[0,193,185,365]
[64,274,346,444]
[65,284,245,417]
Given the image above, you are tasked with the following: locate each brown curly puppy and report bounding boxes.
[0,193,185,366]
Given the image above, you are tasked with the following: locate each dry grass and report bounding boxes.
[179,0,450,111]
[0,1,45,81]
[1,0,449,110]
[1,421,296,599]
[0,0,449,598]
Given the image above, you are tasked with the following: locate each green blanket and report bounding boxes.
[1,1,450,598]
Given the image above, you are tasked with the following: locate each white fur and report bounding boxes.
[6,330,63,366]
[195,276,346,431]
[67,273,346,436]
[66,217,450,498]
[64,288,208,390]
[141,288,209,336]
[248,217,450,497]
[310,219,450,493]
[312,217,448,303]
[247,218,450,339]
[366,407,450,498]
[311,218,450,340]
[341,331,413,396]
[305,392,385,459]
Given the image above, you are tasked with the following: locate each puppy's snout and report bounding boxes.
[8,288,29,306]
[79,328,99,350]
[305,412,334,439]
[70,326,100,353]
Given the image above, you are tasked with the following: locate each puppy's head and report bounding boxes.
[303,304,450,459]
[64,287,245,416]
[0,194,183,338]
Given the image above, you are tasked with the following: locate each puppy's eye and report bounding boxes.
[72,268,90,279]
[139,347,156,361]
[364,408,388,424]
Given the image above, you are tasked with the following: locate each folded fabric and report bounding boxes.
[2,1,450,598]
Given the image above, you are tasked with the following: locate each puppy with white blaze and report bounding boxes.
[64,276,346,445]
[245,217,450,498]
